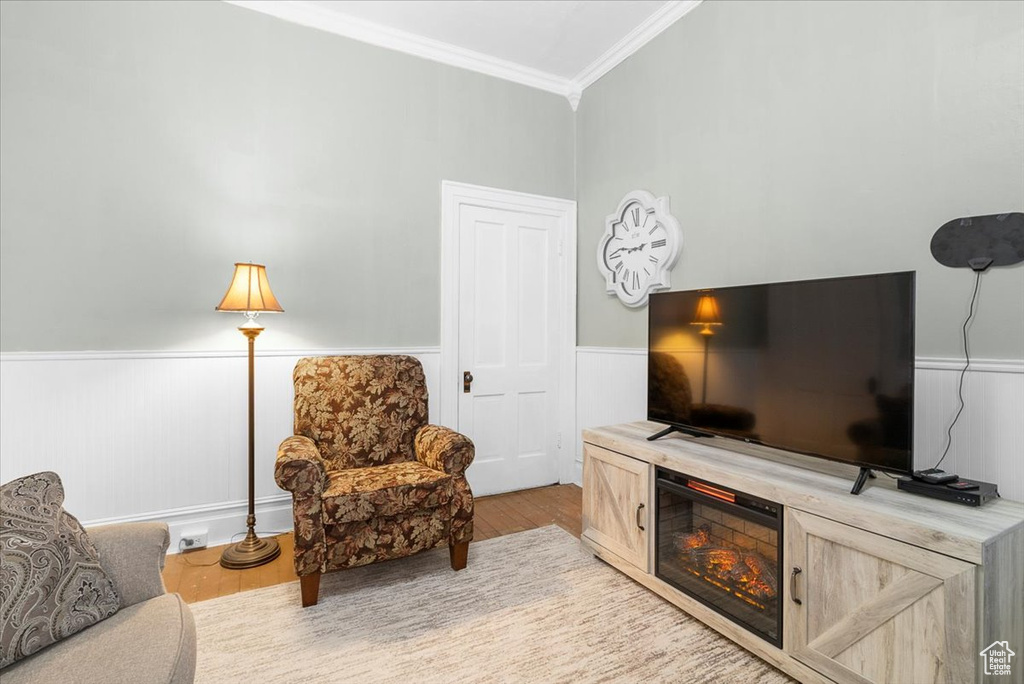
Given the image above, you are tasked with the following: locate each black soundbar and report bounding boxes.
[897,476,998,507]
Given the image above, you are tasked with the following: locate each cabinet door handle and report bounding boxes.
[790,566,803,605]
[636,503,645,531]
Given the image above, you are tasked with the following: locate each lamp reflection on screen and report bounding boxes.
[690,292,722,403]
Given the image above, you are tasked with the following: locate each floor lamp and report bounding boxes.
[690,292,722,404]
[215,262,284,570]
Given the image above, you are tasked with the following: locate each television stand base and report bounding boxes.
[582,422,1023,684]
[850,467,877,495]
[646,424,714,441]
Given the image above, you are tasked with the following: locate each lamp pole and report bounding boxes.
[219,323,280,569]
[240,326,260,552]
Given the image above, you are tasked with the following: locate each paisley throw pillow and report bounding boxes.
[0,471,120,668]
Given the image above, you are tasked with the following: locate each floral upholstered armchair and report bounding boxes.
[274,355,474,607]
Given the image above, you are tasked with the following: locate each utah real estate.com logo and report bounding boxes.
[980,641,1015,677]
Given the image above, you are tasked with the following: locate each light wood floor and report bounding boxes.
[162,483,582,604]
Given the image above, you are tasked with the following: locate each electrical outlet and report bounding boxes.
[180,530,208,551]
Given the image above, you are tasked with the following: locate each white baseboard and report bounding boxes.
[84,494,295,554]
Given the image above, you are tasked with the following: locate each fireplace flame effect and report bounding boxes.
[674,524,778,610]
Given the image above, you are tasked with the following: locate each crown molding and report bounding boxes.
[223,0,576,100]
[572,0,703,93]
[566,86,583,112]
[222,0,702,111]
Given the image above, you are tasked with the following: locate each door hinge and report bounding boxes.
[557,432,562,449]
[558,239,564,257]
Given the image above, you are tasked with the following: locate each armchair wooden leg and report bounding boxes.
[300,572,321,607]
[449,541,469,571]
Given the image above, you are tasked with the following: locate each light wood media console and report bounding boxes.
[581,422,1024,684]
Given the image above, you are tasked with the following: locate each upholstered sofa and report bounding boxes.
[2,522,196,684]
[275,355,475,606]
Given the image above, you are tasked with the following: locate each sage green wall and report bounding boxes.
[5,1,1022,357]
[0,1,574,352]
[576,0,1024,359]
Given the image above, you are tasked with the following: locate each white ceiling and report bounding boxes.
[225,0,703,108]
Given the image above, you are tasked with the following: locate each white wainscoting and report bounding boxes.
[0,348,441,551]
[575,348,1024,502]
[574,347,649,485]
[3,346,1020,550]
[914,358,1024,502]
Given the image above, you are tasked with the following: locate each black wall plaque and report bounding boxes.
[930,213,1024,271]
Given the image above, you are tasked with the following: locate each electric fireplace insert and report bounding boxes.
[655,467,783,646]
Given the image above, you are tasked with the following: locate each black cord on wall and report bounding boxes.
[932,270,983,471]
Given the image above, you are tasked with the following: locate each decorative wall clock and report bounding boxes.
[597,190,682,308]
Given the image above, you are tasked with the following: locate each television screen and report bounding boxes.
[648,272,915,474]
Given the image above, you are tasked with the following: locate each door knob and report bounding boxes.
[463,371,474,393]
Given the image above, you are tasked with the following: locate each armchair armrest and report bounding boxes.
[275,436,328,576]
[275,436,329,497]
[87,522,170,608]
[415,425,474,476]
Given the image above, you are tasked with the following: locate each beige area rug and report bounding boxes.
[191,526,794,684]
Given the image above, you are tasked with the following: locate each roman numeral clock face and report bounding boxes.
[597,191,682,308]
[605,206,669,295]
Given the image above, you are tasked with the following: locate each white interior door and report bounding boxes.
[457,203,562,495]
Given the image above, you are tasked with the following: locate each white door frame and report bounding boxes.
[440,180,578,485]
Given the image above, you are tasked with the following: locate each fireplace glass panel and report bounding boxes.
[655,468,782,646]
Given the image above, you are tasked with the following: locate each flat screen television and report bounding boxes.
[648,272,915,490]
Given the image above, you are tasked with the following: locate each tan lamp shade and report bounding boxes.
[690,293,722,335]
[216,263,284,313]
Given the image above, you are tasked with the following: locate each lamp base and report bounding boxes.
[219,530,281,570]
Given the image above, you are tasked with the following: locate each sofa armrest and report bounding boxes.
[415,425,474,476]
[275,436,329,497]
[88,522,170,608]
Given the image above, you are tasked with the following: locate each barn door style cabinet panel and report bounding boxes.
[785,509,976,684]
[582,444,649,571]
[581,422,1024,684]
